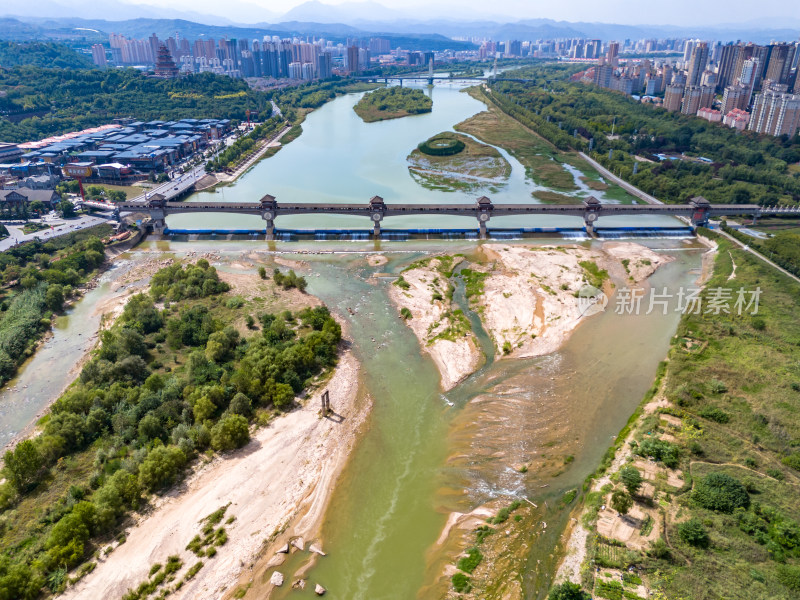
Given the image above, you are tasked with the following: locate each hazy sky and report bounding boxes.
[138,0,799,27]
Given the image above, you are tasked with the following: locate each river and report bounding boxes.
[167,82,679,232]
[0,82,702,600]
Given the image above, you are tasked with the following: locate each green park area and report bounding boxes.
[353,86,433,122]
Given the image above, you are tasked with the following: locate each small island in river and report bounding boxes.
[408,131,511,192]
[353,86,433,122]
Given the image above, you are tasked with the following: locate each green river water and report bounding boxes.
[0,81,705,599]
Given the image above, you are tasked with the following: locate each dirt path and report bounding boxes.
[59,347,368,600]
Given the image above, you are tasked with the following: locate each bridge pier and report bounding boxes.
[150,218,166,235]
[689,196,711,228]
[261,198,278,241]
[370,196,385,240]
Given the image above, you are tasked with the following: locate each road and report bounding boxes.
[128,165,206,203]
[0,215,110,252]
[579,151,662,205]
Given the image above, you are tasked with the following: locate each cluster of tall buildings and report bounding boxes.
[583,39,800,137]
[91,33,395,80]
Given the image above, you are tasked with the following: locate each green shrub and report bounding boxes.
[678,518,710,548]
[692,472,750,513]
[637,437,680,469]
[394,276,410,290]
[452,572,471,593]
[699,406,730,423]
[210,414,250,451]
[548,582,590,600]
[777,564,800,591]
[456,547,483,573]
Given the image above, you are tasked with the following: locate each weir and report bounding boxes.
[117,194,784,240]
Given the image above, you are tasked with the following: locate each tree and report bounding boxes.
[548,582,590,600]
[3,439,42,491]
[619,465,643,496]
[138,414,165,442]
[29,200,46,214]
[678,518,710,548]
[210,414,250,451]
[45,284,64,312]
[229,392,252,416]
[258,266,267,279]
[137,445,186,492]
[58,200,75,218]
[692,472,750,513]
[611,488,633,515]
[193,395,216,423]
[273,382,295,409]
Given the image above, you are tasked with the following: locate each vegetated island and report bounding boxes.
[0,257,367,600]
[353,86,433,123]
[407,132,511,193]
[389,243,671,391]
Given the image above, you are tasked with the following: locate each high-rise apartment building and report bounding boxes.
[91,44,107,67]
[316,52,332,79]
[606,41,619,67]
[681,85,714,115]
[721,84,749,114]
[715,44,741,91]
[749,90,800,136]
[346,45,360,74]
[663,84,684,112]
[764,43,796,85]
[368,38,390,54]
[687,42,709,86]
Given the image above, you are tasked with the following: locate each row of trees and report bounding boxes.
[205,116,283,173]
[0,260,341,598]
[0,228,109,385]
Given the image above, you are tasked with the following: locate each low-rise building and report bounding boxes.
[724,108,750,130]
[0,188,60,210]
[698,107,722,122]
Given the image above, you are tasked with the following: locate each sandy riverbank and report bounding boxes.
[552,239,717,587]
[388,257,483,391]
[60,341,367,600]
[390,244,673,390]
[477,242,673,360]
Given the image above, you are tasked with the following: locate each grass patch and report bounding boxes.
[579,260,609,288]
[532,190,580,204]
[456,547,483,573]
[456,87,578,191]
[408,131,511,193]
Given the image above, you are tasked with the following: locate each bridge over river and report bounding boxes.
[116,194,799,240]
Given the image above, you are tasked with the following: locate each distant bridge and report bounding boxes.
[354,75,534,85]
[116,195,794,240]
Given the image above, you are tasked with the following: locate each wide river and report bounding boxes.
[0,83,701,600]
[168,82,679,232]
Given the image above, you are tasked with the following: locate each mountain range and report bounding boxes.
[1,0,798,44]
